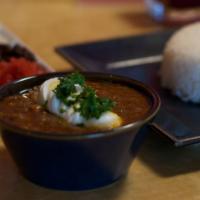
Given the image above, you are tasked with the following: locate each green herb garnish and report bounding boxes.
[79,86,115,119]
[54,72,115,119]
[54,72,85,105]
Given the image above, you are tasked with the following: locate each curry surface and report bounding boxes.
[0,80,151,135]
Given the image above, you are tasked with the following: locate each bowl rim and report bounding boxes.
[0,72,161,140]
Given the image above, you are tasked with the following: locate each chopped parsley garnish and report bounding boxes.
[79,86,115,119]
[54,72,85,105]
[54,72,115,119]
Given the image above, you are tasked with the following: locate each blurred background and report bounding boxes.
[0,0,199,71]
[0,0,162,71]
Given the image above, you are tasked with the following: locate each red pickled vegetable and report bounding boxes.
[0,57,45,85]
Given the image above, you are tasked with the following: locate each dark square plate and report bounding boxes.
[55,30,200,146]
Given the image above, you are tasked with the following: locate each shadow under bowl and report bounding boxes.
[0,72,160,190]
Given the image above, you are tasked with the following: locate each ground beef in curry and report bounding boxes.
[0,81,151,135]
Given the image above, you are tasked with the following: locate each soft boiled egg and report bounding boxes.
[39,77,122,130]
[85,111,122,130]
[39,78,60,105]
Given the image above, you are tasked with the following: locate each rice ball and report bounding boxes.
[160,22,200,103]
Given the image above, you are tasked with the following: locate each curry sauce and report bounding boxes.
[0,80,151,135]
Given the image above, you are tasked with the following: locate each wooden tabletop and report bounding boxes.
[1,1,200,200]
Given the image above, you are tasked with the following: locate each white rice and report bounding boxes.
[160,22,200,103]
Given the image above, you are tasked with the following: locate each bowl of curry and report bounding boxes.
[0,72,160,190]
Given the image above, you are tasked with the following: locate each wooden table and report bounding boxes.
[1,1,200,200]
